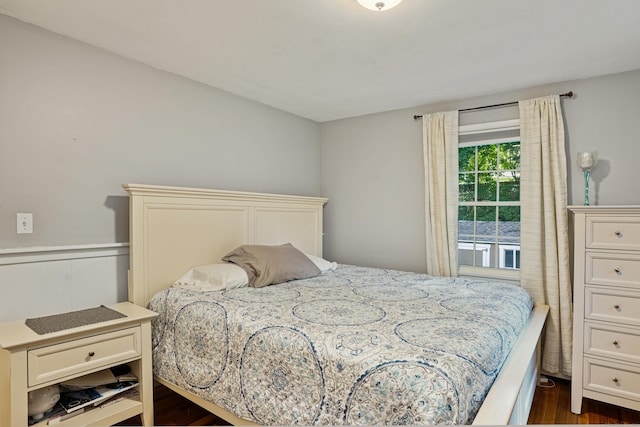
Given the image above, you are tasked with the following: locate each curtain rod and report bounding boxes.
[412,91,573,120]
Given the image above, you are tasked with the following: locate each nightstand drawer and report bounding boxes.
[585,287,640,327]
[587,252,640,288]
[586,216,640,251]
[584,357,640,402]
[585,322,640,364]
[28,327,141,387]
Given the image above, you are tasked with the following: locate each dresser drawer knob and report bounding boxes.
[614,304,621,311]
[614,268,622,274]
[615,231,622,237]
[88,351,95,357]
[613,340,619,346]
[612,377,620,384]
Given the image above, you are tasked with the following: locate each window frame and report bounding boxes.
[457,119,521,282]
[499,244,521,269]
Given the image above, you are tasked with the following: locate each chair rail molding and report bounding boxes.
[0,242,129,265]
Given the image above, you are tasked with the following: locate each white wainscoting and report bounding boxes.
[0,244,129,322]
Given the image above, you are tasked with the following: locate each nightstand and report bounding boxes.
[0,302,157,427]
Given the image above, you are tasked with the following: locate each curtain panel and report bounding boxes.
[422,111,459,276]
[519,95,573,377]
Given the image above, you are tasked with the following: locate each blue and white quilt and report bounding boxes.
[149,264,533,425]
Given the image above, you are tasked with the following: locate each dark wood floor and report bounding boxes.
[528,377,640,424]
[118,377,640,425]
[116,383,229,426]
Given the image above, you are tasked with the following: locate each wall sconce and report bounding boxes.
[357,0,403,11]
[577,151,598,206]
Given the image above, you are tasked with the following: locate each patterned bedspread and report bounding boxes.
[149,264,533,425]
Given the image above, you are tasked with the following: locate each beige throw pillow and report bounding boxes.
[222,243,321,288]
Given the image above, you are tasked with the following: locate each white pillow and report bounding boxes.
[304,253,338,272]
[173,263,249,291]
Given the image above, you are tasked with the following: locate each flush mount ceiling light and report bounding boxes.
[357,0,403,11]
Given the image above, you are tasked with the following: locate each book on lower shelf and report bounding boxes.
[97,388,140,408]
[59,381,139,413]
[28,365,139,425]
[60,364,137,390]
[29,382,139,426]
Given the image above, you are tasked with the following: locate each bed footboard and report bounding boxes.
[472,303,549,425]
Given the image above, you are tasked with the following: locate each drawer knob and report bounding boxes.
[88,351,95,357]
[615,231,622,237]
[614,268,622,274]
[613,340,619,346]
[612,377,620,384]
[614,304,621,311]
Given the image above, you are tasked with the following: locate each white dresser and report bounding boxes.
[570,206,640,414]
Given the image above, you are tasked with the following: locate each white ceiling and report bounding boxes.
[2,0,640,122]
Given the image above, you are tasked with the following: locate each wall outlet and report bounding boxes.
[17,213,33,234]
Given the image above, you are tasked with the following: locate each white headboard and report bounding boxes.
[123,184,328,307]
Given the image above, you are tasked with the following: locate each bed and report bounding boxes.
[124,183,548,425]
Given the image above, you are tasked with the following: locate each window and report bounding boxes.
[499,245,521,269]
[457,120,520,279]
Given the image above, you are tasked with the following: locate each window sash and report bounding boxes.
[457,120,521,280]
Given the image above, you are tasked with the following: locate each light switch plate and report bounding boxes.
[17,213,33,234]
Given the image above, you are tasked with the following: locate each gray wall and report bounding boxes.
[0,15,321,249]
[320,69,640,272]
[4,13,639,279]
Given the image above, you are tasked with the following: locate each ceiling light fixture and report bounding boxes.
[357,0,403,11]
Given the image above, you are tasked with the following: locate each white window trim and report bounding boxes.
[460,265,521,283]
[459,119,520,135]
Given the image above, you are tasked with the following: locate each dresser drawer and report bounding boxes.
[586,216,640,251]
[585,287,640,327]
[585,322,640,364]
[28,327,141,387]
[586,252,640,288]
[584,357,640,402]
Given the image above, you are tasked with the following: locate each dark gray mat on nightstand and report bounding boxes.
[25,305,126,334]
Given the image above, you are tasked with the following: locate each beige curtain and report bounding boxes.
[519,95,573,377]
[422,111,459,276]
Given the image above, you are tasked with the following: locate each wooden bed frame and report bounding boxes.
[124,183,549,425]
